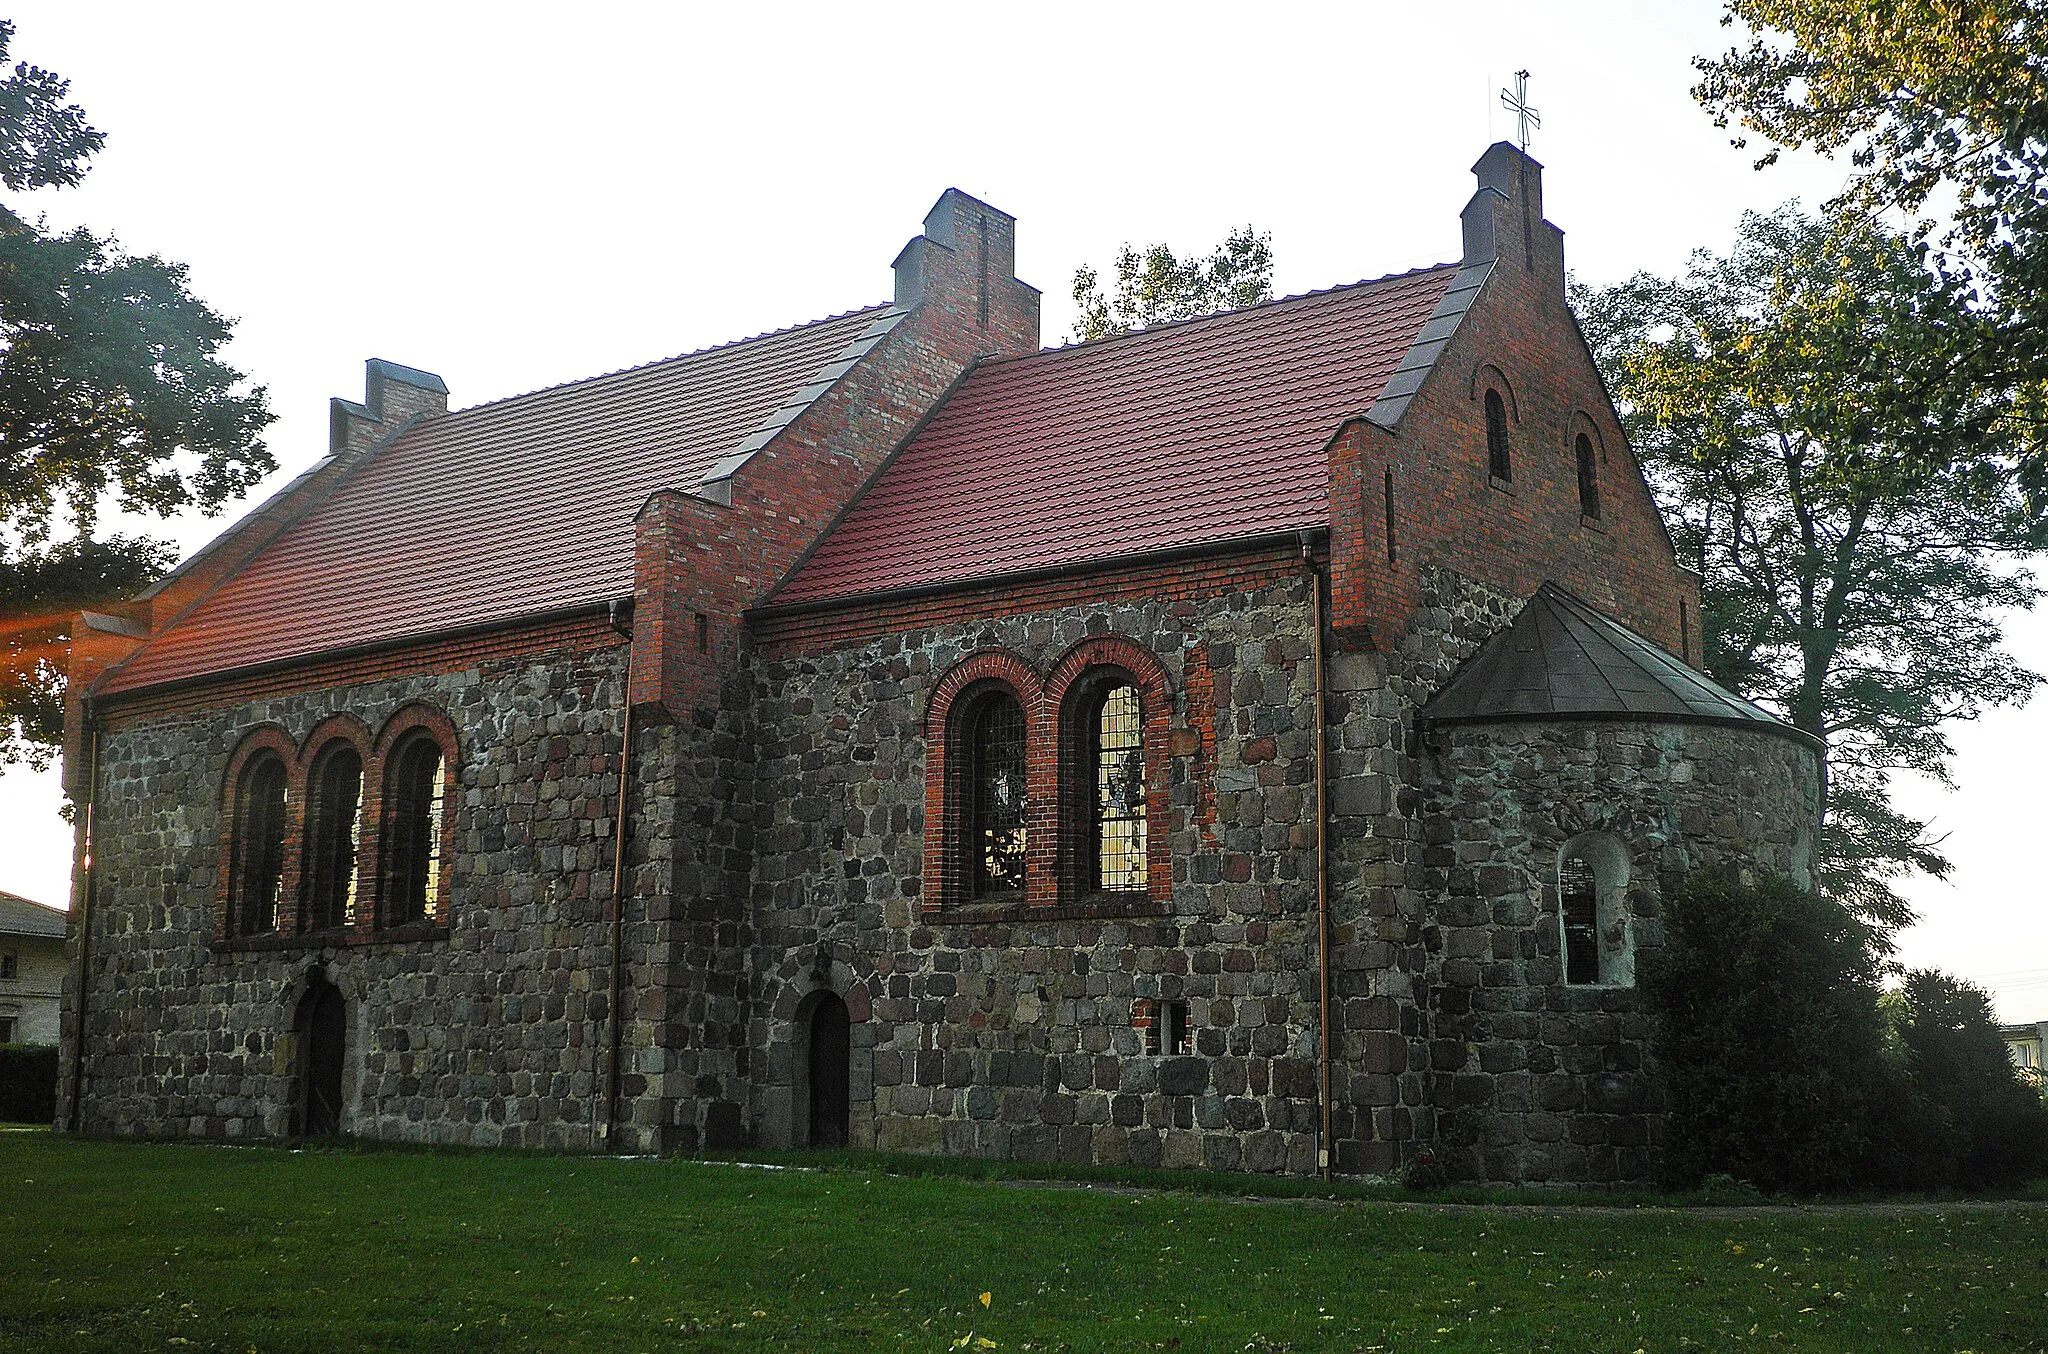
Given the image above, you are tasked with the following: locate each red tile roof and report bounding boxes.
[99,307,891,695]
[769,266,1457,607]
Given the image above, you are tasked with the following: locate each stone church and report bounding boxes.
[58,144,1819,1183]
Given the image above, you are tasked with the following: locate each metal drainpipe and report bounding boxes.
[1300,533,1334,1180]
[602,602,635,1149]
[66,715,100,1133]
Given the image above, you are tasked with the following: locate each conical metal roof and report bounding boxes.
[1419,583,1819,749]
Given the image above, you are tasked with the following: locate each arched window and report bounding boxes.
[230,751,288,935]
[1088,682,1148,892]
[381,734,448,928]
[1575,432,1601,519]
[965,689,1028,897]
[304,742,364,932]
[1485,388,1512,482]
[1558,833,1632,986]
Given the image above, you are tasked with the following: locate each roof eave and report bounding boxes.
[1419,707,1826,754]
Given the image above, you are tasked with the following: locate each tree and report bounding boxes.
[1642,869,1899,1193]
[1574,206,2043,933]
[1067,226,1273,342]
[1891,969,2048,1186]
[1695,0,2048,497]
[0,21,272,767]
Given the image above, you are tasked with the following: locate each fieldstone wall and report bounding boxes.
[63,639,662,1147]
[1416,718,1821,1183]
[64,555,1821,1185]
[746,569,1334,1173]
[1321,567,1524,1175]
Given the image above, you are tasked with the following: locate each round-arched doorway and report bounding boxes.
[293,972,346,1137]
[805,992,850,1148]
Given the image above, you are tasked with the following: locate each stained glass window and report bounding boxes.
[232,752,287,934]
[1560,851,1598,984]
[383,737,447,927]
[1093,683,1147,892]
[306,745,363,931]
[970,692,1027,896]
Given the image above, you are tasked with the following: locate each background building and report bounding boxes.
[1,890,66,1046]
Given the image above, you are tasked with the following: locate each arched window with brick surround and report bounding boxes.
[375,705,459,930]
[1485,387,1512,482]
[221,726,295,938]
[1079,677,1147,892]
[1575,432,1602,519]
[303,735,367,933]
[1049,638,1173,908]
[924,652,1042,911]
[964,688,1029,897]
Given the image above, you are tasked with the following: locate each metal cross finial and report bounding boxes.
[1501,69,1540,151]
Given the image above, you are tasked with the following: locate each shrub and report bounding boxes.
[0,1044,58,1124]
[1641,869,1897,1193]
[1891,970,2048,1187]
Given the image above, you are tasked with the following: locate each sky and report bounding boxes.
[0,1,2042,1021]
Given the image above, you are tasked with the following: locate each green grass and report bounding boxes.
[3,1134,2045,1352]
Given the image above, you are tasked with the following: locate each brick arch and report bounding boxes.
[1046,637,1174,911]
[372,702,460,763]
[214,724,297,943]
[1567,413,1607,520]
[1567,408,1607,462]
[1468,362,1521,421]
[924,650,1042,739]
[922,650,1045,913]
[370,703,461,932]
[296,712,374,771]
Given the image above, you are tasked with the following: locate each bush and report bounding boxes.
[0,1044,58,1124]
[1891,970,2048,1187]
[1642,870,1897,1193]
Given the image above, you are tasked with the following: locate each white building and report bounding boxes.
[0,890,66,1047]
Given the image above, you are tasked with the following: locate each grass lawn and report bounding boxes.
[1,1133,2044,1352]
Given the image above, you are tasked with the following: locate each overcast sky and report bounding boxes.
[2,1,2041,1021]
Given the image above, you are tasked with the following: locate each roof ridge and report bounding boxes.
[443,303,895,418]
[985,262,1459,369]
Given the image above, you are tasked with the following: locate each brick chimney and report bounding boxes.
[1460,142,1565,290]
[891,188,1039,357]
[330,358,448,456]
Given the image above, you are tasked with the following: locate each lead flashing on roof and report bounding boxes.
[1363,261,1494,430]
[80,611,147,639]
[364,357,449,395]
[696,307,910,498]
[1416,582,1824,754]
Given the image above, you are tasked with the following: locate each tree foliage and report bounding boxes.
[1,535,172,770]
[0,21,272,767]
[1645,869,2048,1192]
[1643,870,1897,1193]
[1574,206,2043,932]
[1067,226,1273,342]
[1696,0,2048,495]
[1890,969,2048,1186]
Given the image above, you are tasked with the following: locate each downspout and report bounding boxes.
[66,713,100,1133]
[602,600,635,1148]
[1299,532,1333,1180]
